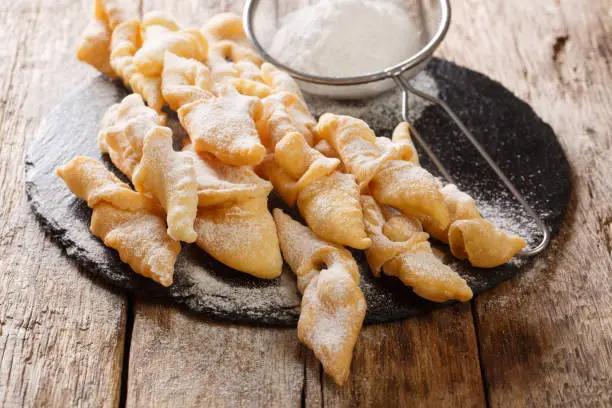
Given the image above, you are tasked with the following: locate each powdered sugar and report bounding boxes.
[266,0,422,78]
[476,191,548,248]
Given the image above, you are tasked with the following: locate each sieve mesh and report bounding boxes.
[244,0,449,92]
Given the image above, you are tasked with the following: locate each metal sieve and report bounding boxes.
[243,0,550,256]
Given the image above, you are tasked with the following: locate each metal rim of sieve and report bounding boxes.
[243,0,551,256]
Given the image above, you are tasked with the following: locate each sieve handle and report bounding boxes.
[392,76,551,257]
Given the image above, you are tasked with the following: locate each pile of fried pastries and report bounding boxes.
[60,0,527,386]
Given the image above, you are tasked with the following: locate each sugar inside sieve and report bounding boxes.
[243,0,551,256]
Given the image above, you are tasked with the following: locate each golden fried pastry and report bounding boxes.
[230,62,306,102]
[316,113,450,229]
[258,132,370,249]
[255,154,300,206]
[132,126,198,243]
[274,131,339,189]
[234,60,264,81]
[90,204,180,286]
[75,0,135,77]
[108,11,208,111]
[391,122,420,165]
[261,63,305,102]
[420,184,481,242]
[428,185,526,267]
[231,78,273,99]
[178,86,266,166]
[56,156,180,286]
[110,19,166,111]
[316,112,524,267]
[316,113,401,189]
[76,12,115,78]
[314,139,340,160]
[416,184,525,267]
[195,197,282,279]
[298,172,372,250]
[370,160,450,232]
[361,196,472,302]
[258,91,316,150]
[99,94,166,177]
[202,13,263,83]
[441,185,482,221]
[95,0,133,31]
[182,143,272,207]
[163,54,265,166]
[449,218,526,268]
[161,52,213,111]
[134,12,208,77]
[100,94,198,243]
[273,209,366,386]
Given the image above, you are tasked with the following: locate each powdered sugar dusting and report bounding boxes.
[475,190,549,248]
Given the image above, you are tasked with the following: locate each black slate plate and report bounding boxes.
[25,58,571,326]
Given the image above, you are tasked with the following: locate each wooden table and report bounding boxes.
[1,0,611,406]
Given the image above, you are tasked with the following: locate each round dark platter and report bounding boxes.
[26,58,570,325]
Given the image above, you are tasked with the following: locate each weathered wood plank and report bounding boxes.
[437,0,612,406]
[0,0,127,406]
[319,304,486,408]
[126,303,305,407]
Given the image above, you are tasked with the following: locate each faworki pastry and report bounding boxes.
[110,17,167,111]
[134,12,208,78]
[253,91,370,249]
[256,91,316,150]
[256,138,371,250]
[78,1,209,112]
[161,52,213,111]
[182,142,272,208]
[201,13,263,85]
[79,5,283,277]
[361,196,472,302]
[57,156,181,286]
[161,52,267,166]
[181,144,283,279]
[273,209,366,386]
[177,85,266,166]
[195,196,283,279]
[317,113,525,267]
[98,92,281,278]
[99,93,199,243]
[119,12,207,111]
[437,185,526,268]
[76,0,137,78]
[316,114,449,231]
[169,40,367,250]
[78,5,269,167]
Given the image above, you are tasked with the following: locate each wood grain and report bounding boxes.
[0,0,127,406]
[437,0,612,406]
[126,303,305,407]
[319,304,486,408]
